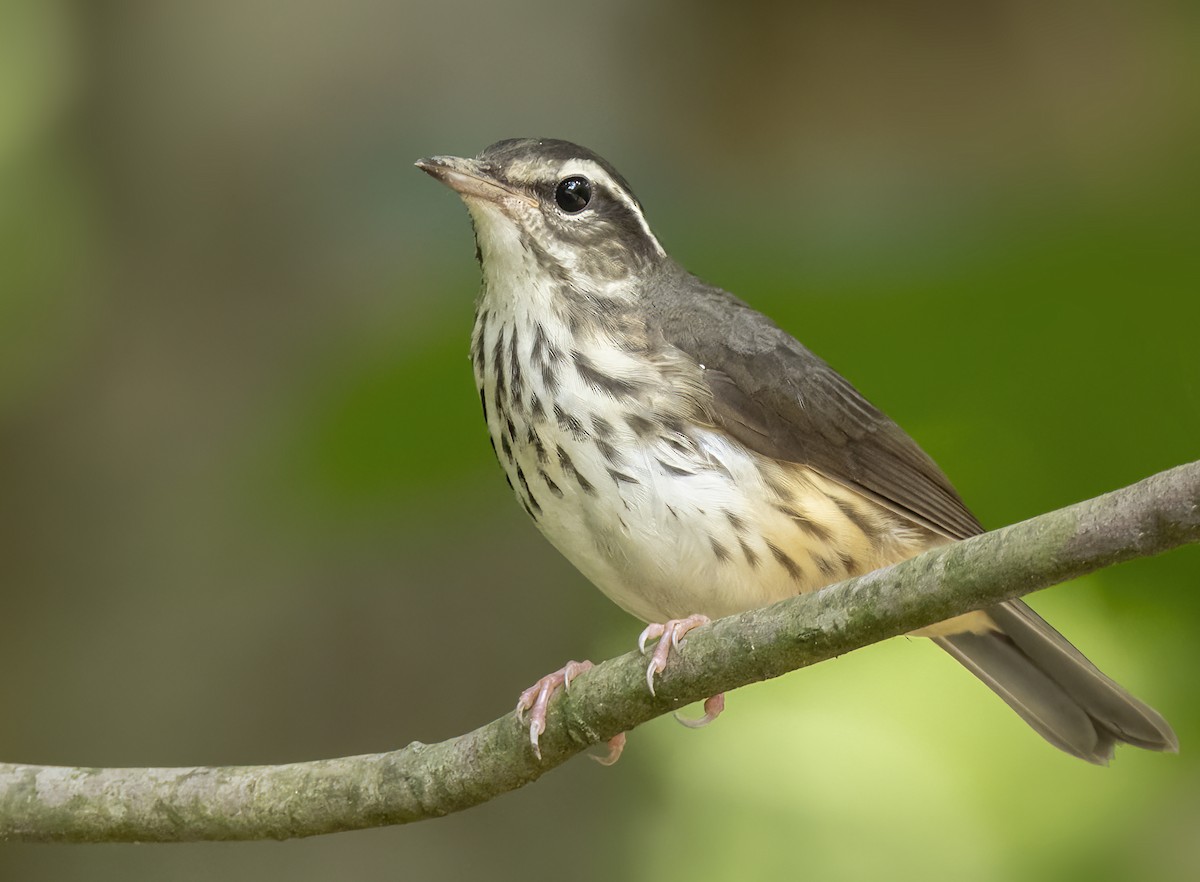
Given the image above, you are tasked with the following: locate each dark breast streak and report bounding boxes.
[474,310,606,520]
[471,301,907,608]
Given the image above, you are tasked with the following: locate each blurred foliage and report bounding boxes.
[1,1,1198,881]
[280,317,484,507]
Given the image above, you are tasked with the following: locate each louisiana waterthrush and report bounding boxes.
[416,138,1177,764]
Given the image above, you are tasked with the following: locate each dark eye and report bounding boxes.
[555,176,592,213]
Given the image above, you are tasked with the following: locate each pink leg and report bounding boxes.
[638,614,724,728]
[515,660,626,763]
[637,614,712,695]
[515,660,593,760]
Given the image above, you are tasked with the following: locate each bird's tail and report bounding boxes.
[934,599,1178,764]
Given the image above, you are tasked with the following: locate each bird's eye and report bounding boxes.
[555,176,592,213]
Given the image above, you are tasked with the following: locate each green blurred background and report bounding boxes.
[2,1,1198,879]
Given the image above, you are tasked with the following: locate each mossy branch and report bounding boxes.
[2,461,1198,843]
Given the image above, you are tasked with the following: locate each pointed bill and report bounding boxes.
[415,156,539,208]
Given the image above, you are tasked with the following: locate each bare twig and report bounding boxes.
[2,461,1197,842]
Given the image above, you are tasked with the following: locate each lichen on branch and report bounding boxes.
[2,461,1198,843]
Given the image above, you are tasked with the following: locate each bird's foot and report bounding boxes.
[638,615,723,728]
[515,660,626,764]
[592,732,627,766]
[675,692,726,728]
[637,614,712,696]
[516,660,592,760]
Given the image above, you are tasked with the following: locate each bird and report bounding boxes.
[415,138,1177,765]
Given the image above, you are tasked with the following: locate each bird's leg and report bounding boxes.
[515,660,626,764]
[638,614,723,726]
[638,614,712,693]
[515,660,591,759]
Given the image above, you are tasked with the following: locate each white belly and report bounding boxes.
[472,299,933,624]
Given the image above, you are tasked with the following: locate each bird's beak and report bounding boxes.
[415,155,539,208]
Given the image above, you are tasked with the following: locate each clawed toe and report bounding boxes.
[591,732,627,766]
[515,660,594,760]
[637,614,711,696]
[674,692,725,728]
[513,614,716,765]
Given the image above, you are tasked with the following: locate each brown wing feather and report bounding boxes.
[646,265,983,541]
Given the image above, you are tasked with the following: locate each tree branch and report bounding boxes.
[3,461,1198,843]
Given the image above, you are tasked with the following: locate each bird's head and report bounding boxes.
[417,138,666,295]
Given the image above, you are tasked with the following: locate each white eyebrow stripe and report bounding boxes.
[560,159,666,258]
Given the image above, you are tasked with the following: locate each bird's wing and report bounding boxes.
[647,269,983,541]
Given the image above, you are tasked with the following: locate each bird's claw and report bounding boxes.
[674,692,726,728]
[514,614,715,764]
[515,659,594,760]
[637,614,711,697]
[590,732,627,766]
